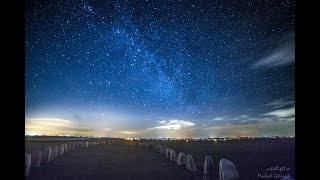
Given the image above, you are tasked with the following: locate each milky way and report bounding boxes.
[25,0,295,137]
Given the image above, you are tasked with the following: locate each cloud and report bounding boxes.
[27,118,72,123]
[202,121,295,137]
[214,102,295,126]
[239,115,249,119]
[213,117,226,121]
[263,107,295,118]
[280,117,295,121]
[230,115,249,121]
[103,128,112,131]
[158,120,167,124]
[151,119,195,130]
[25,118,95,136]
[253,33,295,68]
[118,131,139,134]
[261,98,295,109]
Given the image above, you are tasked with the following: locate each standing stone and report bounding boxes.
[25,153,31,176]
[41,147,52,166]
[166,148,170,158]
[177,152,186,165]
[54,145,59,157]
[64,144,68,152]
[163,147,168,156]
[31,150,42,167]
[85,141,89,148]
[160,146,167,156]
[51,145,58,160]
[155,144,161,152]
[185,154,197,172]
[204,155,214,175]
[72,143,75,150]
[149,144,154,149]
[58,144,65,155]
[67,143,72,151]
[219,159,239,180]
[154,144,158,151]
[169,149,177,162]
[159,145,163,153]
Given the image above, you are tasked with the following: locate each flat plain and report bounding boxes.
[25,137,295,180]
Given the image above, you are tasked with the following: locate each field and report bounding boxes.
[25,137,295,180]
[147,138,295,179]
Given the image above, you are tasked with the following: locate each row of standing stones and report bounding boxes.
[25,141,101,177]
[137,142,293,180]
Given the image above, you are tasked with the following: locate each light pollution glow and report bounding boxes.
[25,116,294,138]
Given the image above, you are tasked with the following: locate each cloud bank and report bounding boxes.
[25,97,295,138]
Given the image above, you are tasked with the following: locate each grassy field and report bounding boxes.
[26,140,193,180]
[144,138,295,179]
[25,137,295,180]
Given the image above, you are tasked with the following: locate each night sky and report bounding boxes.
[25,0,295,138]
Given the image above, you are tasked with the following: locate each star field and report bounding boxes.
[25,0,295,137]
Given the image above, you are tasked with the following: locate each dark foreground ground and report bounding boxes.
[26,142,194,180]
[156,138,295,180]
[26,138,295,180]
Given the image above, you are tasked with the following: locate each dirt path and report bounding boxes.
[27,143,196,180]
